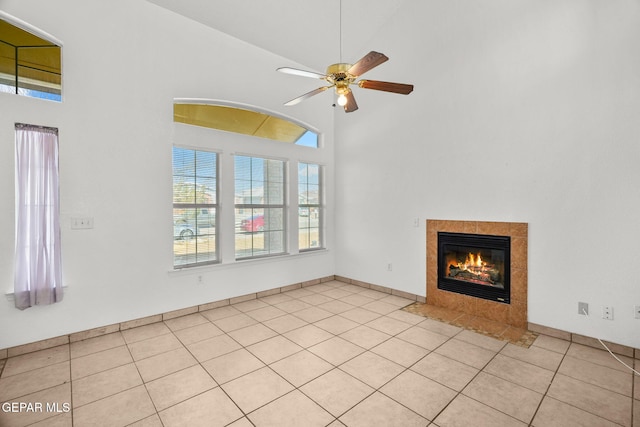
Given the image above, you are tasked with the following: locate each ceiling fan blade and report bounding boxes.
[358,79,414,95]
[284,86,332,106]
[347,51,389,77]
[344,90,358,113]
[277,67,327,80]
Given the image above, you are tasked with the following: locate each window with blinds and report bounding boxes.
[235,155,286,259]
[298,162,323,251]
[172,147,218,268]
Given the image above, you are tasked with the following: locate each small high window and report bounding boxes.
[174,102,318,147]
[0,16,62,101]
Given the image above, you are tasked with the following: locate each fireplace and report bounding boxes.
[437,232,511,304]
[427,220,527,328]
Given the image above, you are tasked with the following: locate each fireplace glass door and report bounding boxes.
[437,232,510,303]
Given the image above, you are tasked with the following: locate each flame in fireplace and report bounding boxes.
[460,253,485,270]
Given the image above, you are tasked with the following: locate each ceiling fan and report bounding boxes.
[277,51,414,113]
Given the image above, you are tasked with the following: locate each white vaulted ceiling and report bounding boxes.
[146,0,410,73]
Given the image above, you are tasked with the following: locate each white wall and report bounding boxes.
[0,0,335,348]
[335,0,640,348]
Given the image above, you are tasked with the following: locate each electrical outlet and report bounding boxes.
[634,305,640,319]
[71,217,94,229]
[602,306,614,320]
[387,263,393,271]
[578,302,588,315]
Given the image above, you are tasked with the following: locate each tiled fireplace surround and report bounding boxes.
[1,218,638,359]
[426,219,528,329]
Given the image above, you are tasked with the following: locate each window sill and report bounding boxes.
[167,248,328,277]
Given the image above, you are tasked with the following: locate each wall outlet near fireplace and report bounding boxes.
[634,305,640,319]
[578,302,588,315]
[602,306,614,320]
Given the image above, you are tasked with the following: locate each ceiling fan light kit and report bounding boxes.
[277,51,414,113]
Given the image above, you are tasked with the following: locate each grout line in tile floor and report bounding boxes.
[0,280,637,427]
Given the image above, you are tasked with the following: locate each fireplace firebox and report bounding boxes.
[437,232,511,304]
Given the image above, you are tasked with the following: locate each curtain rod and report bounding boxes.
[15,123,58,134]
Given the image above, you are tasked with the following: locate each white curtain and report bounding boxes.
[14,123,63,310]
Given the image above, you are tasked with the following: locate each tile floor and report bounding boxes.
[0,280,638,427]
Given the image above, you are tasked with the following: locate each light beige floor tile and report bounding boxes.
[200,305,242,322]
[270,350,333,387]
[633,399,639,427]
[273,299,313,313]
[378,294,414,307]
[1,346,69,377]
[121,322,171,344]
[221,366,294,413]
[320,288,355,300]
[299,293,335,306]
[314,315,360,335]
[463,372,543,423]
[282,288,315,299]
[127,333,183,361]
[158,387,243,427]
[228,323,278,347]
[455,329,507,352]
[370,337,429,367]
[566,343,635,373]
[30,412,73,427]
[500,343,566,372]
[163,313,209,331]
[73,385,156,427]
[202,348,265,384]
[340,307,382,324]
[317,300,356,315]
[434,394,526,427]
[128,414,163,427]
[258,292,294,305]
[300,368,374,417]
[411,352,479,392]
[292,306,334,323]
[72,363,142,408]
[365,315,413,335]
[71,345,133,379]
[483,353,554,394]
[262,313,308,334]
[246,335,303,364]
[339,391,428,427]
[308,336,365,366]
[386,309,427,325]
[227,417,254,427]
[357,289,390,300]
[146,365,217,411]
[70,332,125,359]
[0,361,70,401]
[212,313,258,333]
[244,305,287,322]
[283,324,334,348]
[0,383,70,427]
[232,298,269,312]
[547,373,631,426]
[135,346,198,383]
[558,355,633,396]
[340,293,376,307]
[435,338,497,369]
[361,300,399,315]
[381,369,457,420]
[339,351,404,389]
[416,318,463,337]
[248,390,334,427]
[531,334,570,354]
[532,396,620,427]
[186,334,243,362]
[397,326,450,351]
[173,322,224,345]
[340,325,391,349]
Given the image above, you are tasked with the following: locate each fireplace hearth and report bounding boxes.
[437,232,510,304]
